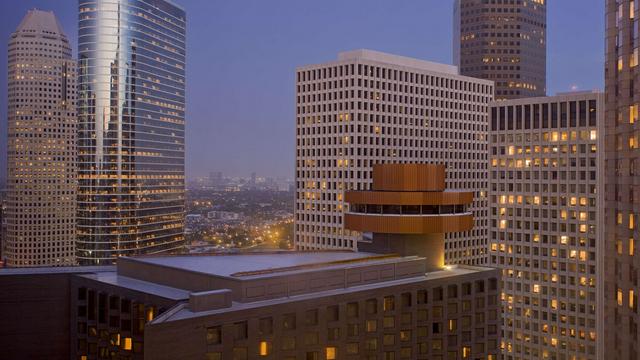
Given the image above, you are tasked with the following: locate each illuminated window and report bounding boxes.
[206,326,222,345]
[462,346,472,358]
[123,337,132,351]
[259,341,270,356]
[383,296,395,311]
[400,330,411,341]
[366,319,377,332]
[618,289,624,306]
[631,105,638,124]
[448,319,457,331]
[631,238,635,256]
[326,347,336,360]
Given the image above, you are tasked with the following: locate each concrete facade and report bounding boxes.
[5,10,77,267]
[294,49,494,266]
[489,92,604,359]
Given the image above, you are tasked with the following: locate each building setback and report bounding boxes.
[295,49,494,266]
[489,92,604,359]
[453,0,546,100]
[604,0,640,358]
[5,9,77,267]
[76,0,187,264]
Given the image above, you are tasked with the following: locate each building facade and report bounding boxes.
[5,10,77,267]
[295,49,494,266]
[0,252,500,360]
[604,1,640,358]
[489,92,604,359]
[76,0,186,265]
[453,0,546,100]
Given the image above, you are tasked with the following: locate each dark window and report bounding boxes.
[579,101,587,126]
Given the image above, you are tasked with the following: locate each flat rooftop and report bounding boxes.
[337,49,459,76]
[123,251,397,278]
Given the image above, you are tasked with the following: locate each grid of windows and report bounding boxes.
[454,0,546,99]
[5,10,77,267]
[489,93,604,360]
[202,277,501,360]
[295,50,494,265]
[604,1,640,358]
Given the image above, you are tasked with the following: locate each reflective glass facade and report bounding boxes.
[77,0,186,265]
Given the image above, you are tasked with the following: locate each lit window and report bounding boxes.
[618,288,624,306]
[326,347,337,360]
[123,337,132,351]
[259,341,270,356]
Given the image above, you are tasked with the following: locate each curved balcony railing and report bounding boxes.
[344,212,474,234]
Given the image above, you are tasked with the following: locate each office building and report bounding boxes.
[77,0,187,264]
[0,164,500,359]
[295,49,494,265]
[489,92,604,359]
[604,0,640,358]
[5,9,77,267]
[453,0,546,99]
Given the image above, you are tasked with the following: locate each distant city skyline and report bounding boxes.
[0,0,604,180]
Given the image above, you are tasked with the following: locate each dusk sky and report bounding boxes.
[0,0,603,180]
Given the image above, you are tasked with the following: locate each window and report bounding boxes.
[234,321,248,340]
[206,353,222,360]
[326,347,337,360]
[233,347,248,360]
[206,326,222,345]
[259,341,271,356]
[282,337,296,350]
[283,313,296,330]
[347,302,359,318]
[259,317,273,335]
[324,325,338,340]
[327,305,339,321]
[306,309,319,326]
[384,296,395,311]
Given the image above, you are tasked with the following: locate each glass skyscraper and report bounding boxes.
[77,0,186,265]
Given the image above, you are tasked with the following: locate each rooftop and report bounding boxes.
[14,9,68,39]
[337,49,459,76]
[122,251,396,279]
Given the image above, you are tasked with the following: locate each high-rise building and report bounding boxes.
[453,0,547,100]
[77,0,187,265]
[489,92,604,359]
[295,49,494,265]
[604,1,640,358]
[5,10,77,267]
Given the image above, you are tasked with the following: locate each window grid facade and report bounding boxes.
[295,50,494,266]
[454,0,546,100]
[604,1,640,359]
[489,93,604,360]
[5,10,77,267]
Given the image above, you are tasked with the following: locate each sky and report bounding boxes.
[0,0,604,180]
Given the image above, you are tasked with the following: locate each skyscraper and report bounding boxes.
[295,49,493,266]
[453,0,547,100]
[5,10,77,267]
[489,92,604,359]
[604,1,640,358]
[77,0,186,265]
